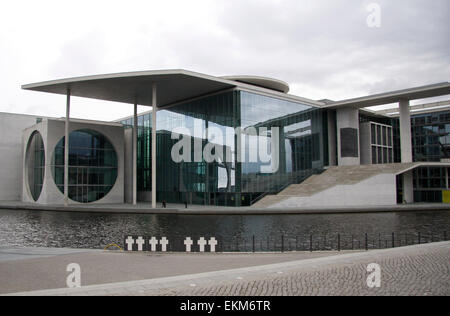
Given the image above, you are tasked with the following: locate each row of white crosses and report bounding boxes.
[125,236,169,252]
[125,236,218,252]
[184,237,217,252]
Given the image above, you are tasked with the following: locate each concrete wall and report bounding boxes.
[327,110,337,166]
[399,100,413,163]
[138,191,152,202]
[22,118,125,205]
[0,113,43,201]
[360,122,371,165]
[124,128,133,203]
[337,107,360,166]
[269,173,397,208]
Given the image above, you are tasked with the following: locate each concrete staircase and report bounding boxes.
[252,163,417,208]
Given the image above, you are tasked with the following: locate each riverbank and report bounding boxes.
[0,200,449,215]
[2,241,449,296]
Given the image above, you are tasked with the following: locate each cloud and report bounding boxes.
[0,0,448,121]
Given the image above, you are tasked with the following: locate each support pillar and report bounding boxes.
[399,100,413,203]
[403,170,414,203]
[336,107,360,166]
[151,84,157,209]
[64,89,70,206]
[133,102,138,205]
[399,100,413,163]
[327,110,337,166]
[446,168,449,189]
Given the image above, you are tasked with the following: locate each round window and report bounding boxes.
[52,129,118,203]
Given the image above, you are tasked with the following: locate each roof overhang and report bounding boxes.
[325,82,450,109]
[22,69,239,108]
[375,100,450,116]
[220,75,290,93]
[22,69,325,109]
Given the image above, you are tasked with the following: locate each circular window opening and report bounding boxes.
[26,131,45,201]
[52,129,118,203]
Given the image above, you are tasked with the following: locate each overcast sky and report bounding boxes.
[0,0,448,121]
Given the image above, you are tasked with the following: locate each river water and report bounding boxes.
[0,209,448,251]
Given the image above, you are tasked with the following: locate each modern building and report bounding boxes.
[0,70,449,208]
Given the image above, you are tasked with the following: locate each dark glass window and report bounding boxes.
[52,130,118,203]
[376,125,381,145]
[388,128,392,146]
[26,131,45,201]
[371,124,376,144]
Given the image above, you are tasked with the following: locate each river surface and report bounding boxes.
[0,209,448,251]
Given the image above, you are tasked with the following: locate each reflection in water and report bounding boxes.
[0,209,448,249]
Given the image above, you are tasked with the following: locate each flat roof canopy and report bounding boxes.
[325,82,450,109]
[221,75,290,93]
[23,69,450,110]
[22,69,238,107]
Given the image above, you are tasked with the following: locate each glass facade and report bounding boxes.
[412,111,450,162]
[239,92,328,205]
[26,131,45,201]
[52,129,118,203]
[410,110,450,202]
[122,90,328,206]
[360,114,401,163]
[368,122,393,164]
[122,113,153,192]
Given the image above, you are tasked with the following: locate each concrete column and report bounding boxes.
[399,100,413,203]
[151,84,157,209]
[446,168,449,189]
[399,100,413,163]
[278,128,286,174]
[205,120,209,205]
[403,170,414,203]
[327,110,337,166]
[336,107,360,166]
[64,89,70,206]
[133,102,138,205]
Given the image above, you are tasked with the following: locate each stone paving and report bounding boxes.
[6,241,449,296]
[124,241,450,296]
[0,250,337,294]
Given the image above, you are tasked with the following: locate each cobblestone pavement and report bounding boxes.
[128,242,450,296]
[5,242,449,296]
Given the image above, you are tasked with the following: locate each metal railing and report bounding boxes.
[219,231,448,253]
[119,231,448,253]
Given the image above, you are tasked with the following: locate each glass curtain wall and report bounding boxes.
[123,90,327,206]
[411,110,450,202]
[239,92,327,205]
[156,91,238,206]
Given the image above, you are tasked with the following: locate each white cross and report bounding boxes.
[149,237,159,252]
[184,237,193,252]
[160,237,169,252]
[136,236,145,251]
[208,237,218,252]
[197,237,207,252]
[125,236,134,251]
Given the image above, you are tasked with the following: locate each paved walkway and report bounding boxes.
[1,200,449,215]
[0,248,340,294]
[3,242,449,296]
